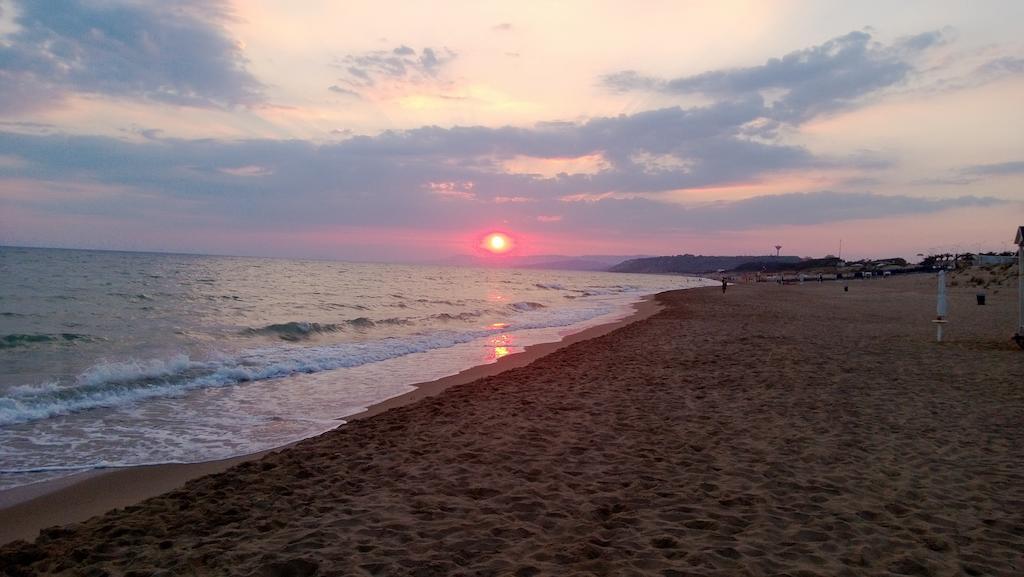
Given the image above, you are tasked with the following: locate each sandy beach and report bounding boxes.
[2,274,1023,576]
[0,298,665,546]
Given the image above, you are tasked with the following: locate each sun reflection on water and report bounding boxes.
[485,333,514,361]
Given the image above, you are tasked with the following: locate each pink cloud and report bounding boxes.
[425,181,476,200]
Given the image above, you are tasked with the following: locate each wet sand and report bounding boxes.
[0,297,663,546]
[2,275,1023,576]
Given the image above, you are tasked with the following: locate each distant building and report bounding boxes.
[973,254,1016,266]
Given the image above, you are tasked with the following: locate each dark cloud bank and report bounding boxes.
[0,0,261,112]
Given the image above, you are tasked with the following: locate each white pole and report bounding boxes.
[935,269,948,342]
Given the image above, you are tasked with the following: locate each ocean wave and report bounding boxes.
[243,317,414,340]
[109,292,154,301]
[377,318,414,326]
[244,322,345,340]
[431,311,484,322]
[0,333,478,425]
[324,303,370,311]
[0,333,98,349]
[0,302,619,426]
[508,301,546,312]
[0,463,127,476]
[534,283,566,290]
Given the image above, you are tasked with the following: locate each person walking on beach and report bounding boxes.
[721,278,728,293]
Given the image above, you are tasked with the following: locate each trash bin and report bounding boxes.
[976,292,986,305]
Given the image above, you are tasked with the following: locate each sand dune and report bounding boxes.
[2,275,1022,576]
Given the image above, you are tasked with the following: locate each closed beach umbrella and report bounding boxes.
[1016,226,1024,348]
[935,269,948,342]
[937,269,948,318]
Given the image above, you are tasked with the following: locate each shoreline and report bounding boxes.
[1,274,1021,575]
[0,293,665,545]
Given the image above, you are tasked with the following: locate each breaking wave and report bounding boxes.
[0,333,99,349]
[243,317,413,340]
[431,311,485,322]
[0,302,618,426]
[508,301,546,312]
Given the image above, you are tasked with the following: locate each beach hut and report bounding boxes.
[1015,226,1024,349]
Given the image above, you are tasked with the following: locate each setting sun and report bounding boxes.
[481,232,514,254]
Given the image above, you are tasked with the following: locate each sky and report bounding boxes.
[0,0,1022,262]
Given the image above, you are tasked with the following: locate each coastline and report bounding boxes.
[0,294,665,545]
[3,274,1021,576]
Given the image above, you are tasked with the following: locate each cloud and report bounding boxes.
[911,176,975,187]
[328,85,361,98]
[0,0,262,113]
[492,23,513,32]
[913,51,1024,95]
[601,70,664,93]
[914,160,1024,186]
[961,160,1024,177]
[560,192,1004,232]
[426,181,476,201]
[219,165,273,177]
[0,122,996,242]
[975,56,1024,76]
[0,94,857,207]
[332,44,457,96]
[601,30,947,122]
[326,100,828,195]
[494,196,532,204]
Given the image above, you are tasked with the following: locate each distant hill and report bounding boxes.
[516,258,626,271]
[609,254,800,274]
[437,254,651,271]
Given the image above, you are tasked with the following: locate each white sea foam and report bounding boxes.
[0,299,622,426]
[0,249,718,490]
[508,301,547,312]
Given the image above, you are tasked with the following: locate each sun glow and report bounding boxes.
[487,333,514,361]
[481,232,514,254]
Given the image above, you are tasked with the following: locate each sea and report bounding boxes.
[0,246,713,490]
